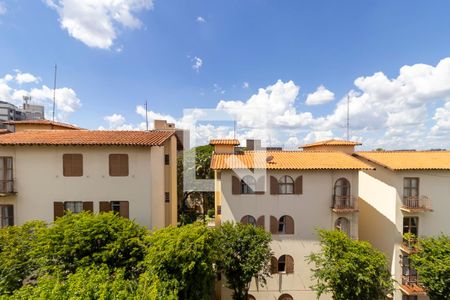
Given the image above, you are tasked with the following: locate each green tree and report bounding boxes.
[307,230,393,300]
[0,221,47,294]
[216,222,272,300]
[409,234,450,300]
[144,222,218,300]
[36,211,148,278]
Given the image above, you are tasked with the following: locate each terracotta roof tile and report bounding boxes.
[355,151,450,170]
[301,139,362,148]
[2,120,81,130]
[209,139,240,146]
[0,130,175,146]
[211,150,373,170]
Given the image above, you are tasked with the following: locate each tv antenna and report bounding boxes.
[346,95,350,140]
[233,119,236,139]
[52,64,57,121]
[145,100,149,131]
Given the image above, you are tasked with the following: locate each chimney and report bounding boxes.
[246,139,262,151]
[209,139,240,154]
[154,119,175,130]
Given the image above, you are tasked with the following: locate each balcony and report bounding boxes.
[331,195,358,213]
[401,196,432,213]
[400,275,426,296]
[400,238,418,254]
[0,180,15,196]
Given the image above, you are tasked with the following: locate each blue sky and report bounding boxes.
[1,0,450,149]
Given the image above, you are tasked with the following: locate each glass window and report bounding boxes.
[334,178,350,197]
[111,201,121,213]
[278,216,287,233]
[278,255,286,273]
[279,176,294,194]
[0,205,14,228]
[335,217,350,236]
[241,215,257,225]
[0,157,13,193]
[241,176,256,194]
[404,178,419,198]
[64,201,83,213]
[403,217,418,236]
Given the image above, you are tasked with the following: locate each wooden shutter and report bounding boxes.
[63,154,71,176]
[99,201,111,212]
[240,215,248,224]
[83,201,93,212]
[270,215,278,234]
[256,216,265,229]
[255,176,265,194]
[54,202,64,220]
[270,256,278,274]
[232,176,241,195]
[294,175,303,194]
[110,154,129,176]
[6,205,14,226]
[270,176,278,195]
[119,201,129,218]
[285,215,294,234]
[285,255,294,274]
[63,154,82,176]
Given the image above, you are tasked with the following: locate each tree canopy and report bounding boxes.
[409,234,450,300]
[307,230,393,300]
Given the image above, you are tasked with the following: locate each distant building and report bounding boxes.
[0,99,45,129]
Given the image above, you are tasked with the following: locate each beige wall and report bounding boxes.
[163,135,178,226]
[11,124,78,132]
[0,145,172,229]
[217,169,359,300]
[358,160,450,300]
[302,145,356,154]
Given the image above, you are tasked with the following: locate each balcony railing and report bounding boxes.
[0,180,15,195]
[401,196,432,212]
[331,195,358,213]
[400,274,426,296]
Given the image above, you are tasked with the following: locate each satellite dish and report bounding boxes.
[266,155,274,163]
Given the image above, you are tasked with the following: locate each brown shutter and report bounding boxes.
[294,176,303,194]
[285,215,294,234]
[120,155,129,176]
[109,154,116,176]
[270,215,278,234]
[240,215,248,224]
[285,255,294,274]
[54,202,64,220]
[7,205,14,226]
[255,176,265,194]
[270,176,278,195]
[75,154,83,176]
[256,216,265,229]
[119,201,129,218]
[270,256,278,274]
[83,201,93,212]
[63,154,71,176]
[232,176,241,195]
[99,201,111,212]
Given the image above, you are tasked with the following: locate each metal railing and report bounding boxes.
[0,180,14,194]
[402,274,420,286]
[402,196,432,210]
[332,195,357,210]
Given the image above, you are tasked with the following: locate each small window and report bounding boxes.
[63,154,83,177]
[64,201,83,213]
[334,178,351,197]
[278,216,287,233]
[0,205,14,228]
[0,157,13,193]
[279,176,294,194]
[241,215,256,225]
[111,201,121,213]
[403,217,418,236]
[278,294,293,300]
[248,295,256,300]
[164,154,170,165]
[241,176,256,194]
[335,217,350,236]
[278,255,286,273]
[109,154,129,176]
[165,192,170,203]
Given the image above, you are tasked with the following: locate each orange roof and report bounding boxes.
[301,139,362,148]
[211,150,373,170]
[0,130,175,146]
[0,129,11,135]
[3,120,81,130]
[209,139,240,146]
[355,151,450,170]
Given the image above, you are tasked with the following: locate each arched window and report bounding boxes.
[248,295,256,300]
[279,175,294,194]
[278,215,294,234]
[241,175,256,194]
[335,217,350,236]
[240,215,257,226]
[334,178,351,197]
[278,294,293,300]
[278,255,294,274]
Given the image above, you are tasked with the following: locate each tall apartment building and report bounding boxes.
[0,121,181,229]
[211,139,372,300]
[356,151,450,300]
[0,100,45,126]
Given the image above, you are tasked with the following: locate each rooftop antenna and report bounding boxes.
[346,94,350,140]
[23,95,32,108]
[233,119,236,139]
[52,64,57,122]
[145,100,149,131]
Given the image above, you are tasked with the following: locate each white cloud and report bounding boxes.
[15,72,40,84]
[45,0,153,49]
[0,2,7,15]
[242,82,249,89]
[192,56,203,72]
[431,101,450,134]
[196,16,205,23]
[305,85,335,105]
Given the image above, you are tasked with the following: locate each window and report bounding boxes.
[0,157,13,193]
[278,294,293,300]
[334,178,351,197]
[404,178,419,206]
[111,201,121,213]
[164,154,170,165]
[402,295,417,300]
[0,205,13,228]
[335,217,350,236]
[403,217,418,236]
[401,253,418,285]
[247,295,256,300]
[278,176,294,194]
[109,154,129,176]
[278,255,286,272]
[64,201,83,213]
[63,154,83,177]
[99,201,129,218]
[241,215,256,225]
[165,192,170,203]
[277,255,294,274]
[241,176,256,194]
[278,216,287,233]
